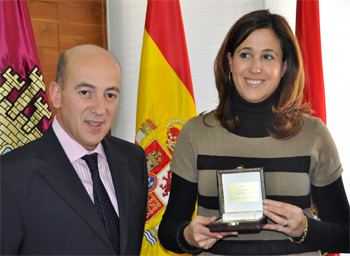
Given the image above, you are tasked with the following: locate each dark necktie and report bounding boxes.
[82,153,120,255]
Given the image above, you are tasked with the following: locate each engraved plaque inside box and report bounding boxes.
[208,167,267,233]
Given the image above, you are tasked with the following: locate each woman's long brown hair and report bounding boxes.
[213,10,311,139]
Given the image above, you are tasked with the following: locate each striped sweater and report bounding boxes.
[159,110,349,255]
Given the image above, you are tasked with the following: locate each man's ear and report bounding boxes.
[49,82,62,109]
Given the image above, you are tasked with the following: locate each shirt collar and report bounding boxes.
[52,117,106,163]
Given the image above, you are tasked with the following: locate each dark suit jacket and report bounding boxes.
[1,126,148,255]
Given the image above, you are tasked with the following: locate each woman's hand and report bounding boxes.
[263,199,306,237]
[183,216,236,250]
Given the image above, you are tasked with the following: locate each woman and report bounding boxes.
[158,10,349,255]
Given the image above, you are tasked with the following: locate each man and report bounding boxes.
[1,45,148,255]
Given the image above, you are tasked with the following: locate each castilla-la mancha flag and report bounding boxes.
[0,0,53,155]
[296,0,326,125]
[136,0,197,255]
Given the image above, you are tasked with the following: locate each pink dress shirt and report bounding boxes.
[52,117,119,215]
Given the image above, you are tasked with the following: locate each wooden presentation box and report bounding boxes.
[208,167,267,233]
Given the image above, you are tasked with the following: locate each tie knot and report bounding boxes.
[82,153,98,173]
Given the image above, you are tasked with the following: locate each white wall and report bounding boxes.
[107,0,350,204]
[319,0,350,206]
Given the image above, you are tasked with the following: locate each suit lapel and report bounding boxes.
[36,127,113,249]
[103,137,130,254]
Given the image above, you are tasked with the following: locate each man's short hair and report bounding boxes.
[55,51,67,88]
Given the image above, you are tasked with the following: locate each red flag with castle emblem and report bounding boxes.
[0,0,53,155]
[136,0,197,254]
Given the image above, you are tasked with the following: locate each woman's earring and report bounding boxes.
[228,71,234,86]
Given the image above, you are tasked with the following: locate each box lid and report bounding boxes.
[217,167,266,220]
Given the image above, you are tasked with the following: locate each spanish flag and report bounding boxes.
[0,0,52,155]
[136,0,197,255]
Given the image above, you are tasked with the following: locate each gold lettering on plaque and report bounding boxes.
[227,181,259,202]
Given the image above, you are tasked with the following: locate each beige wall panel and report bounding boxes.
[57,1,105,25]
[31,21,59,48]
[59,23,106,51]
[27,1,58,20]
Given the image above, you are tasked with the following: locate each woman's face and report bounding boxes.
[228,28,287,103]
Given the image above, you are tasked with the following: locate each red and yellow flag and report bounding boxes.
[0,0,53,155]
[296,0,327,124]
[136,0,197,255]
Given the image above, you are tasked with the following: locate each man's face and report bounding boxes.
[51,47,121,151]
